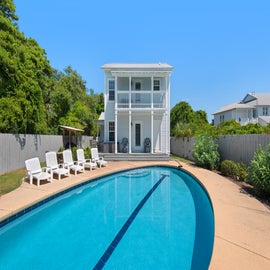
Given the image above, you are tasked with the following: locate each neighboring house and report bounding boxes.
[98,63,173,154]
[213,93,270,126]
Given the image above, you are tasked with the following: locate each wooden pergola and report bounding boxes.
[59,125,84,149]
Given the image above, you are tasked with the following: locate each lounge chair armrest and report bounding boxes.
[42,167,51,173]
[63,162,70,168]
[46,166,53,172]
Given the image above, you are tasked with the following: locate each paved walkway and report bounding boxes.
[0,160,270,269]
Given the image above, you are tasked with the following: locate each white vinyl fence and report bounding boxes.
[0,133,93,175]
[171,134,270,165]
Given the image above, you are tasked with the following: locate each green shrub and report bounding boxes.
[249,144,270,195]
[220,160,237,177]
[220,160,247,181]
[58,146,64,152]
[236,162,248,182]
[71,146,78,161]
[84,146,91,159]
[192,135,220,170]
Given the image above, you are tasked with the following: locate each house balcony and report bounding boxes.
[116,91,166,109]
[236,117,258,125]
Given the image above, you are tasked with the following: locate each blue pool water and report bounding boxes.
[0,166,214,269]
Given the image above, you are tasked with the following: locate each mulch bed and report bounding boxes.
[218,171,270,210]
[186,162,270,210]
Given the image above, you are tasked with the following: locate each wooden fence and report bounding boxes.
[2,133,270,174]
[170,134,270,165]
[0,133,93,175]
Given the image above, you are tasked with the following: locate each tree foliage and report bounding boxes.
[171,101,270,137]
[0,14,51,133]
[0,0,103,135]
[0,0,18,22]
[170,101,209,137]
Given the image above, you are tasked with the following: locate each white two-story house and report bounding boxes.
[213,93,270,126]
[98,63,173,154]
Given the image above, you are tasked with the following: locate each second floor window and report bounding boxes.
[220,115,224,122]
[263,107,268,116]
[153,79,160,91]
[108,80,115,101]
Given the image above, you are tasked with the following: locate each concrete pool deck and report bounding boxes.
[0,160,270,269]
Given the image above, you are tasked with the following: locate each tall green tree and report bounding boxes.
[49,67,102,135]
[0,0,53,133]
[170,101,194,128]
[49,67,87,129]
[0,0,104,135]
[170,101,210,137]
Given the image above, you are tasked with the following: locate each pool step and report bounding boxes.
[101,153,170,161]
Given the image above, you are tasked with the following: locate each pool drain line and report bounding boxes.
[93,174,169,270]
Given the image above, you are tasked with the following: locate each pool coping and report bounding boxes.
[0,160,270,269]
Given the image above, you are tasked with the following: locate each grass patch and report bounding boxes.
[0,168,25,195]
[170,154,190,163]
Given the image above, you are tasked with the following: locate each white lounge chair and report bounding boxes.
[25,157,52,186]
[63,149,84,175]
[76,149,97,171]
[45,151,70,180]
[91,148,107,168]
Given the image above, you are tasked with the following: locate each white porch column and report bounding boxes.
[166,76,170,154]
[115,111,118,153]
[129,76,131,109]
[164,112,168,154]
[151,111,153,154]
[115,76,118,153]
[129,111,132,154]
[115,76,118,109]
[151,76,153,109]
[128,77,132,153]
[166,76,170,111]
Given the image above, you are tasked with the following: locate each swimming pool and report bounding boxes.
[0,166,214,269]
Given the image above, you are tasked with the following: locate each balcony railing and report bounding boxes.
[237,117,258,126]
[117,92,166,109]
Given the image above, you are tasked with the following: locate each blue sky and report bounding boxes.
[14,0,270,122]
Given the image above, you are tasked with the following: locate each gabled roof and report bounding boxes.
[213,101,255,114]
[95,112,104,126]
[213,93,270,115]
[242,93,257,103]
[246,93,270,105]
[98,112,104,121]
